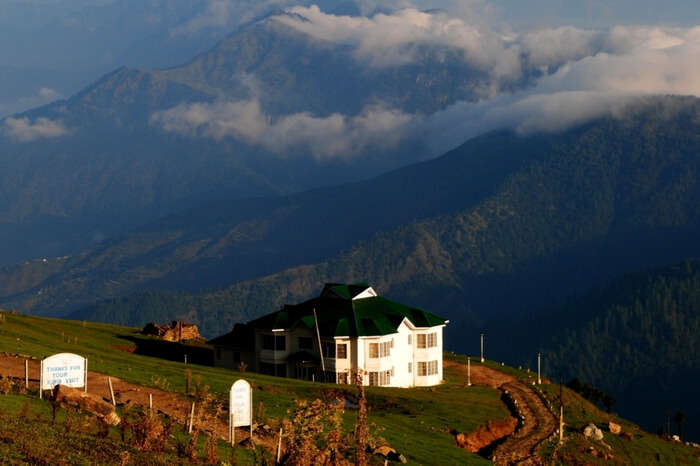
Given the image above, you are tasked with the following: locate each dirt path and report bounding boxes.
[445,360,558,465]
[0,354,257,445]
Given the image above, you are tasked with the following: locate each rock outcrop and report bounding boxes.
[583,423,604,441]
[53,384,120,425]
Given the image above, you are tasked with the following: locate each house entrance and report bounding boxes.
[295,365,315,381]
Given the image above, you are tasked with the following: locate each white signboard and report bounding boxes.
[40,353,87,398]
[229,379,252,444]
[230,379,252,426]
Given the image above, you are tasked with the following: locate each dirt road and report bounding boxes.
[446,360,558,465]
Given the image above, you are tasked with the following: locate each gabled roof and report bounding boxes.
[248,283,446,338]
[320,283,377,300]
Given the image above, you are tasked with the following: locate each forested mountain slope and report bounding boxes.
[526,260,700,441]
[0,118,535,315]
[66,96,700,339]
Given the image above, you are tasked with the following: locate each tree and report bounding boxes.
[602,394,616,413]
[674,410,686,440]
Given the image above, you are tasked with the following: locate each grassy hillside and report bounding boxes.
[0,311,504,465]
[1,312,697,464]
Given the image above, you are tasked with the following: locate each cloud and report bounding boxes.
[274,5,522,83]
[152,100,414,159]
[156,7,700,159]
[3,116,69,142]
[172,0,303,35]
[421,28,700,154]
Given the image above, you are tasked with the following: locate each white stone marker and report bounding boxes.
[230,379,253,445]
[40,352,87,399]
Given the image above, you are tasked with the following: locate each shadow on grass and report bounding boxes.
[119,335,214,366]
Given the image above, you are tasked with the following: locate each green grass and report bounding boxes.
[0,392,254,465]
[4,312,695,465]
[0,312,503,464]
[537,383,700,465]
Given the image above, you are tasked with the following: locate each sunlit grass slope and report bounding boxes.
[0,312,505,464]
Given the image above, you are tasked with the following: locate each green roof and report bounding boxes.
[248,283,447,337]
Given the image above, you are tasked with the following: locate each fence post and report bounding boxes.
[188,402,196,433]
[108,377,116,406]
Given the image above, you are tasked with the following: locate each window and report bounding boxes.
[321,341,336,358]
[260,362,287,377]
[298,337,313,350]
[428,360,438,375]
[321,341,335,358]
[380,341,391,357]
[369,370,392,386]
[427,333,437,347]
[417,360,438,376]
[370,341,391,358]
[417,333,437,349]
[408,334,412,345]
[379,370,391,386]
[336,343,347,359]
[408,362,412,373]
[263,334,286,351]
[338,372,348,384]
[369,343,379,358]
[369,372,378,386]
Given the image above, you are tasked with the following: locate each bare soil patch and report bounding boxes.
[445,360,558,465]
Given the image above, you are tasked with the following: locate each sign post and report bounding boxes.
[39,353,87,399]
[467,356,471,386]
[229,379,253,445]
[480,333,485,363]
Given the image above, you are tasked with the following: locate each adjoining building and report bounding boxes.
[210,283,448,387]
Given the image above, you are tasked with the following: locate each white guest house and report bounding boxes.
[210,283,448,387]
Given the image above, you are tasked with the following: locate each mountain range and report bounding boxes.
[0,8,535,266]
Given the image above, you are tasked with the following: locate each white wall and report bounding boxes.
[412,325,444,387]
[251,323,445,388]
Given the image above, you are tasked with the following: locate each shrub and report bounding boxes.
[0,375,14,395]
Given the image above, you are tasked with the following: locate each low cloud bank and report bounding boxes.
[3,116,69,142]
[152,100,413,159]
